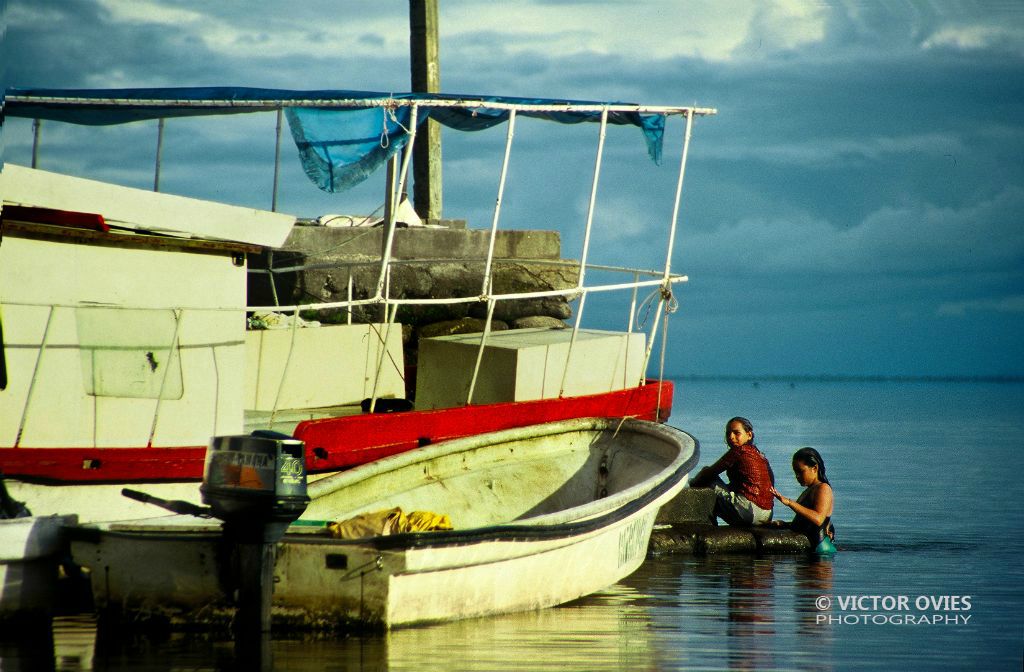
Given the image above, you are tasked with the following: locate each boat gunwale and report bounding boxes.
[74,419,698,550]
[300,445,695,551]
[78,449,693,550]
[301,417,699,551]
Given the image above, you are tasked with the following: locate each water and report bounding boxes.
[3,380,1022,670]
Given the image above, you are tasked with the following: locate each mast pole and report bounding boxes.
[409,0,442,222]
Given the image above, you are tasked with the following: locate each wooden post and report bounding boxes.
[154,118,165,192]
[31,119,42,168]
[409,0,442,222]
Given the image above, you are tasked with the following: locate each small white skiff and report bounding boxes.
[69,417,697,629]
[0,513,78,620]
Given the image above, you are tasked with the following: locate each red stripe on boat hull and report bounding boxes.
[0,381,672,483]
[296,380,673,471]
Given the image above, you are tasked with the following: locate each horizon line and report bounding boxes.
[670,373,1024,384]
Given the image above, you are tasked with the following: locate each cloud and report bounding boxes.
[840,187,1024,274]
[937,296,1024,317]
[923,25,1024,53]
[97,0,202,27]
[686,186,1024,278]
[702,131,970,167]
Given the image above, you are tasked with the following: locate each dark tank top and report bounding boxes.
[791,485,833,545]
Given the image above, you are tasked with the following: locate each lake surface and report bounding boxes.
[3,380,1022,670]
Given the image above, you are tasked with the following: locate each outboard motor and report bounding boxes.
[200,430,309,634]
[200,430,309,540]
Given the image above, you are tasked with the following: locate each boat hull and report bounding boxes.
[0,514,78,620]
[69,418,697,629]
[277,504,660,627]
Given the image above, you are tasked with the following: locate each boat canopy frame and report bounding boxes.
[3,87,716,426]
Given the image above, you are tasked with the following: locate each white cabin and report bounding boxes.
[0,165,295,449]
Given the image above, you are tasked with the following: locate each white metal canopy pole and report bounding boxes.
[271,108,283,212]
[641,111,695,383]
[466,109,514,408]
[14,305,55,448]
[147,308,183,447]
[268,111,280,305]
[662,110,694,284]
[268,110,284,307]
[481,109,517,296]
[368,302,400,412]
[466,299,497,405]
[375,104,420,302]
[575,108,608,290]
[366,103,419,407]
[268,306,302,431]
[9,93,716,117]
[559,108,609,397]
[245,274,688,315]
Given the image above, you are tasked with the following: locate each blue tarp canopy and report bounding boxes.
[4,87,668,192]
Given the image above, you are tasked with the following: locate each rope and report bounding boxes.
[635,283,679,330]
[380,97,414,149]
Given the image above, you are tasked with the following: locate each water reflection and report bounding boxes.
[54,615,97,671]
[792,557,835,671]
[724,558,776,671]
[0,618,55,672]
[793,557,834,631]
[23,581,657,672]
[12,544,1010,672]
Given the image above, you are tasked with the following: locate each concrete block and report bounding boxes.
[698,528,759,555]
[647,526,699,555]
[281,227,562,261]
[245,324,404,411]
[648,524,815,556]
[656,487,717,524]
[414,328,645,409]
[751,528,812,554]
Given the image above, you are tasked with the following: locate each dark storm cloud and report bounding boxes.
[6,0,224,87]
[6,1,412,90]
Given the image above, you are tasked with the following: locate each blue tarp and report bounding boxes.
[4,87,666,193]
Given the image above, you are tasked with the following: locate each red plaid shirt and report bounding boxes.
[720,443,775,510]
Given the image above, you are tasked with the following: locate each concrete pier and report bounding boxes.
[651,488,812,555]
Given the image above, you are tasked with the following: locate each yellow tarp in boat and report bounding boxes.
[327,507,453,539]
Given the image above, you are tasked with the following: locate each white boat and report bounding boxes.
[69,417,698,628]
[0,513,78,621]
[1,88,714,523]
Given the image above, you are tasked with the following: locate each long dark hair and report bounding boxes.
[793,447,830,485]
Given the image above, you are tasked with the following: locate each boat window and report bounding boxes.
[75,307,183,399]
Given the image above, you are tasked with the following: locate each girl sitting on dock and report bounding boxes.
[771,447,836,555]
[689,417,775,527]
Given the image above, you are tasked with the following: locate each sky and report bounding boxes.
[3,0,1023,378]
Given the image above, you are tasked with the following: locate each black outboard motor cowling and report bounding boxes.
[200,430,309,538]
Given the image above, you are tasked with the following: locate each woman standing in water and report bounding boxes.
[772,447,836,554]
